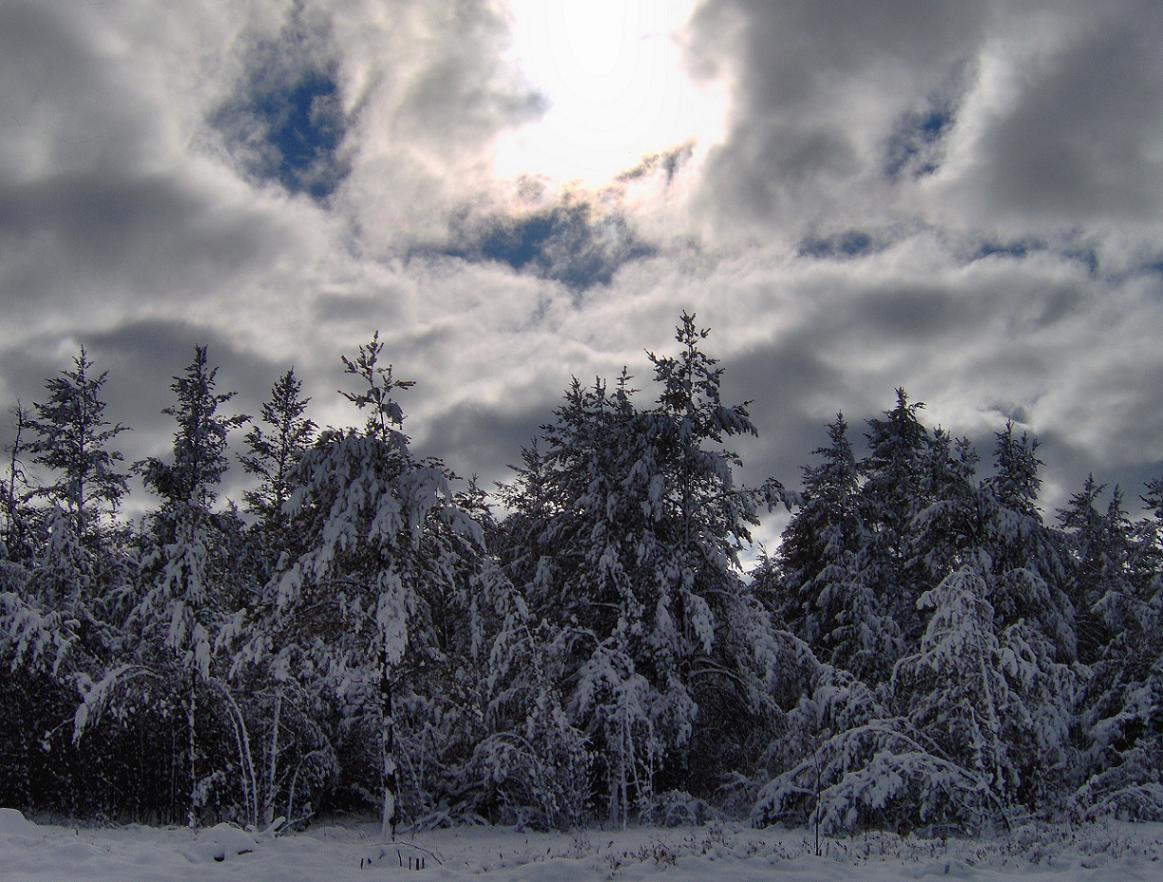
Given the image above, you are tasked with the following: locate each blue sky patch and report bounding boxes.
[974,239,1044,261]
[884,67,967,181]
[250,71,345,199]
[444,201,656,290]
[212,44,348,202]
[798,230,876,260]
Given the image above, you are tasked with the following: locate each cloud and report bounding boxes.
[1,0,1161,549]
[955,3,1163,227]
[687,0,989,233]
[615,142,696,185]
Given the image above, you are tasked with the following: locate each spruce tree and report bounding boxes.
[774,414,895,681]
[499,314,784,822]
[240,368,316,531]
[1064,479,1163,819]
[127,345,248,827]
[858,388,931,672]
[2,403,33,563]
[273,333,484,837]
[26,349,128,545]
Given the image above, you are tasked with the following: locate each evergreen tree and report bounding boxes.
[498,373,661,824]
[499,314,784,823]
[1065,479,1163,819]
[1057,476,1124,664]
[2,403,33,563]
[91,346,250,828]
[910,426,1076,814]
[774,413,895,680]
[240,368,316,531]
[859,389,931,664]
[983,423,1075,661]
[643,313,785,797]
[892,556,1022,814]
[26,350,128,544]
[273,333,484,837]
[139,346,247,510]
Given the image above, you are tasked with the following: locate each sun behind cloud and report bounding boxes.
[494,0,727,189]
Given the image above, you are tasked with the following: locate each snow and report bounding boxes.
[1,810,1160,881]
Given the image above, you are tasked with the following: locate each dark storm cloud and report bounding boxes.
[413,401,552,493]
[797,230,878,260]
[968,5,1163,224]
[0,2,134,169]
[312,290,409,327]
[688,0,987,227]
[0,172,282,315]
[1034,424,1163,522]
[717,337,852,493]
[2,0,1161,550]
[0,318,293,511]
[688,0,1163,238]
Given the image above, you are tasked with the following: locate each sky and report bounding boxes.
[2,0,1162,551]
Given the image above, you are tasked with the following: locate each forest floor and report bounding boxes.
[1,807,1161,881]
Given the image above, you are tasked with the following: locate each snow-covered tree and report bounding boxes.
[2,403,33,564]
[983,423,1075,661]
[82,346,250,828]
[641,313,786,797]
[273,333,484,837]
[756,558,1016,836]
[240,368,316,533]
[26,349,128,545]
[497,374,662,824]
[859,388,931,662]
[773,414,896,681]
[1064,479,1163,819]
[499,315,784,823]
[908,426,1076,814]
[892,558,1022,810]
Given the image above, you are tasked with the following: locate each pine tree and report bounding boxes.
[909,426,1077,814]
[892,556,1022,814]
[983,423,1075,661]
[499,314,784,823]
[643,313,786,796]
[498,373,660,824]
[139,346,248,511]
[274,333,484,837]
[774,413,895,681]
[1065,479,1163,819]
[26,350,129,545]
[976,425,1077,811]
[1057,475,1121,664]
[2,403,33,563]
[118,345,249,827]
[859,389,932,663]
[240,368,316,531]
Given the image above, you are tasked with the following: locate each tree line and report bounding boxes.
[1,314,1160,836]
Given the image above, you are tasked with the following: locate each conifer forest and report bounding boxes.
[2,313,1161,838]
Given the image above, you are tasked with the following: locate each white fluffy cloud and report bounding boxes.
[1,0,1161,537]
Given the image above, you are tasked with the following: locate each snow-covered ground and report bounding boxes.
[1,808,1161,881]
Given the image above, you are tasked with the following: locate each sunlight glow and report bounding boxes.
[495,0,728,190]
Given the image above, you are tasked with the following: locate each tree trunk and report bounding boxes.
[262,690,282,830]
[187,669,197,829]
[380,643,400,839]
